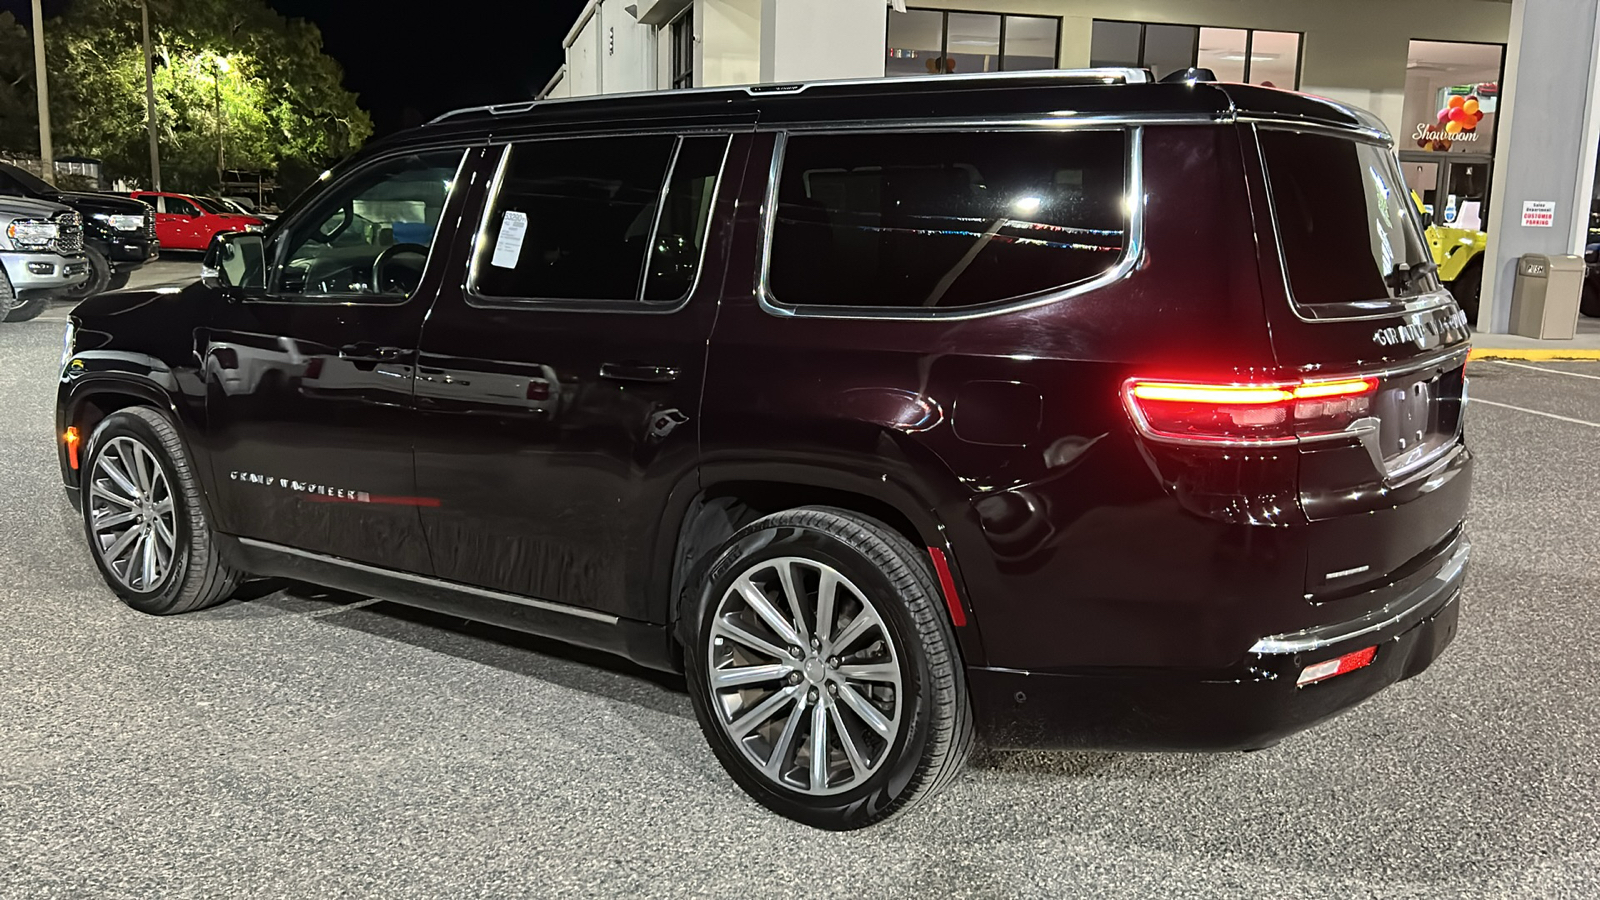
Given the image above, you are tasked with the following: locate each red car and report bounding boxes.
[129,191,264,251]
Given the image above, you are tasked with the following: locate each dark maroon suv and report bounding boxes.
[56,69,1472,830]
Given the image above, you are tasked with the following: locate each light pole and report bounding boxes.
[29,0,53,185]
[141,0,161,190]
[212,56,229,191]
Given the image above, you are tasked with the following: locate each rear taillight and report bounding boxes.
[1124,377,1377,445]
[302,358,324,380]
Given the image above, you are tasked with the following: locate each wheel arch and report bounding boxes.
[59,375,193,496]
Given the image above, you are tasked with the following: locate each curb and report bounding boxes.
[1468,347,1600,361]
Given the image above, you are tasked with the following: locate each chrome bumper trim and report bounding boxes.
[1249,538,1470,655]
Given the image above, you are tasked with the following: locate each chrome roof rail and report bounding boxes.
[425,68,1154,126]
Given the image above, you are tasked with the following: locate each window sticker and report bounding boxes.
[491,210,529,269]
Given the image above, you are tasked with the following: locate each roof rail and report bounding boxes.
[425,67,1153,127]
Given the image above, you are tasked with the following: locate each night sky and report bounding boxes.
[3,0,591,135]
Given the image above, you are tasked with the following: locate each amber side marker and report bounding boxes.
[927,546,968,627]
[63,427,81,470]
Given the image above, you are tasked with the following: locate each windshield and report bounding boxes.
[193,196,229,215]
[0,161,56,196]
[1260,129,1439,311]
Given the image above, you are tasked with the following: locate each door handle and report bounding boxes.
[599,362,679,384]
[340,343,404,362]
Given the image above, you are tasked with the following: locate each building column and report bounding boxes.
[1481,0,1600,332]
[759,0,885,83]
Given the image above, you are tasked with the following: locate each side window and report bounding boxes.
[166,196,201,217]
[767,130,1129,310]
[272,149,462,300]
[644,136,729,303]
[472,135,676,303]
[133,193,158,211]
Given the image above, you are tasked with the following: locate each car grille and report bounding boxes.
[54,211,83,255]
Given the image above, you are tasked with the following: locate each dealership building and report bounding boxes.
[542,0,1600,336]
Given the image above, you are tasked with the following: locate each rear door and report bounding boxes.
[1249,125,1472,601]
[411,129,751,621]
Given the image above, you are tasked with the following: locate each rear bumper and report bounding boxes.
[970,537,1468,751]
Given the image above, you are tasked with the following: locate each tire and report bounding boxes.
[3,296,47,322]
[63,244,112,300]
[1582,279,1600,318]
[106,269,132,292]
[0,263,14,315]
[683,506,973,830]
[1448,258,1483,322]
[79,406,242,615]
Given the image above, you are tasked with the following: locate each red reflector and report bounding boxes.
[64,427,81,470]
[1297,645,1377,686]
[927,547,967,627]
[302,358,324,380]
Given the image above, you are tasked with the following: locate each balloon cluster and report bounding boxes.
[1419,95,1485,150]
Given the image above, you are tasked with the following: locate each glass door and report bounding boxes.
[1438,158,1490,232]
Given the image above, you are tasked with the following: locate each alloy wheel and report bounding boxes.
[705,557,904,796]
[87,436,178,592]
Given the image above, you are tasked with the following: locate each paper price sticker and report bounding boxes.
[492,210,529,268]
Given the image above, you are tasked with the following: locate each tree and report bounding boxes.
[0,12,40,153]
[2,0,372,193]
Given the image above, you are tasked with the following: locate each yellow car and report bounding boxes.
[1414,191,1486,318]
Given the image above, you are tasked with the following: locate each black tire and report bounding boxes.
[80,407,242,615]
[106,269,132,292]
[683,506,973,830]
[0,263,15,316]
[1582,279,1600,318]
[1449,258,1483,322]
[64,244,112,300]
[3,296,47,322]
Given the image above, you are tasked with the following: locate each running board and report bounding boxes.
[224,536,679,673]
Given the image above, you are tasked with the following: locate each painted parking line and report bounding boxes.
[1471,397,1600,428]
[1493,360,1600,381]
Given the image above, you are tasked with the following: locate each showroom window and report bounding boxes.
[472,135,727,305]
[766,130,1127,311]
[886,10,1061,76]
[669,9,694,90]
[1400,40,1503,156]
[1089,19,1302,87]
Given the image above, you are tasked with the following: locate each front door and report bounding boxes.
[412,131,748,620]
[202,147,475,573]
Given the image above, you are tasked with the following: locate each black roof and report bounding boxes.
[367,69,1389,157]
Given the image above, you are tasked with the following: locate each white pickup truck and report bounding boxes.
[0,195,90,322]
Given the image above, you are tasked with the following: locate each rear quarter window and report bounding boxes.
[1259,129,1438,313]
[766,129,1129,311]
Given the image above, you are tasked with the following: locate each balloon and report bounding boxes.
[1438,109,1452,125]
[1448,95,1466,109]
[1473,110,1485,122]
[1445,120,1463,134]
[1464,98,1480,115]
[1449,107,1468,123]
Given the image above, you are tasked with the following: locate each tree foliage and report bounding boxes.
[1,0,372,193]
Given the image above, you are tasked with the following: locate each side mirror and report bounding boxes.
[202,231,266,290]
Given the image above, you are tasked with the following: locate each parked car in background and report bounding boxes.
[59,72,1473,830]
[0,195,89,321]
[1414,191,1487,320]
[129,191,265,252]
[1582,244,1600,318]
[217,195,277,225]
[0,160,157,298]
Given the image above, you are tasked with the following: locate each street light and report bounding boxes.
[212,56,230,191]
[29,0,53,185]
[141,0,160,190]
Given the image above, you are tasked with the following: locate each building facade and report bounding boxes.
[542,0,1600,336]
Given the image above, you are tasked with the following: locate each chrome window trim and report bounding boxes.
[1238,115,1391,149]
[237,537,621,624]
[1251,123,1459,324]
[1249,538,1469,655]
[463,133,734,315]
[754,112,1225,133]
[244,147,475,308]
[755,124,1146,323]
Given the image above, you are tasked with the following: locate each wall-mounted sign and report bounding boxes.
[1521,200,1556,228]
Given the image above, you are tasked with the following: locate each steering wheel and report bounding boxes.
[371,243,430,294]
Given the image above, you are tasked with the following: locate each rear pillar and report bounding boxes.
[1481,0,1600,332]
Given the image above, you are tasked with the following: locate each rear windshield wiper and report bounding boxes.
[1386,259,1437,294]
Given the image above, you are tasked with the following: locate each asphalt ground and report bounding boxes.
[2,284,1598,897]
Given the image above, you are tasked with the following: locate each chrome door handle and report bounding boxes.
[599,362,679,383]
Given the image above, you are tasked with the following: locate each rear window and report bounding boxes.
[1259,129,1438,311]
[767,130,1128,310]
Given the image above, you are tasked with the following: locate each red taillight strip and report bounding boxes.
[927,547,967,627]
[1130,382,1293,405]
[1291,378,1378,400]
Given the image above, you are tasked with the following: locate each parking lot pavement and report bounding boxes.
[2,321,1597,898]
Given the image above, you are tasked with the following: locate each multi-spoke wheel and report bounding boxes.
[78,407,241,615]
[685,507,973,830]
